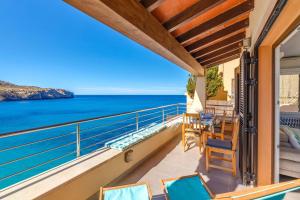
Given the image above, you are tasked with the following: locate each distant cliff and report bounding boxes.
[0,81,74,101]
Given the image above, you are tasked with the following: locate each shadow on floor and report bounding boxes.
[115,136,181,185]
[196,151,243,194]
[114,135,244,197]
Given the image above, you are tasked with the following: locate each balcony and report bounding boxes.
[1,102,300,200]
[0,102,246,199]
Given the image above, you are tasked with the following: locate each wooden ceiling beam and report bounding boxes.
[200,49,241,66]
[163,0,225,32]
[186,18,249,53]
[196,42,242,61]
[140,0,165,12]
[192,32,245,58]
[64,0,204,75]
[176,1,253,44]
[203,54,240,68]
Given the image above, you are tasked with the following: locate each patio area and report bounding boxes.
[111,135,244,199]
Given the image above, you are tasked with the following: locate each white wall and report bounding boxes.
[218,59,239,101]
[187,76,206,113]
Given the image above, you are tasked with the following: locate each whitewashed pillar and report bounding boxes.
[187,76,206,113]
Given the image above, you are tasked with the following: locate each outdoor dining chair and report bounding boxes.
[182,113,202,152]
[223,109,236,139]
[99,182,152,200]
[161,173,214,200]
[205,107,215,115]
[206,110,227,140]
[205,117,239,176]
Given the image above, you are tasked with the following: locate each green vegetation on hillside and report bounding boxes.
[186,74,196,98]
[206,66,223,98]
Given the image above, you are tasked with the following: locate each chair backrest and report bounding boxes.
[223,109,235,121]
[100,183,152,200]
[220,111,227,134]
[227,109,235,121]
[162,174,213,200]
[205,107,215,115]
[182,113,201,130]
[231,108,235,120]
[231,117,240,151]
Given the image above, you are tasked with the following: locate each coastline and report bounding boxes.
[0,81,74,101]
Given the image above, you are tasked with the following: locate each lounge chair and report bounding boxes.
[161,173,214,200]
[99,182,152,200]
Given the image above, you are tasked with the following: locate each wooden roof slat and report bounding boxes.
[163,0,225,32]
[140,0,165,12]
[192,32,245,58]
[200,49,241,66]
[196,42,242,61]
[176,1,253,44]
[204,54,240,67]
[186,18,249,53]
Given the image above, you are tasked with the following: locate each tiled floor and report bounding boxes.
[115,136,244,199]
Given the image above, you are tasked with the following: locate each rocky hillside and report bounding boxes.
[0,81,74,101]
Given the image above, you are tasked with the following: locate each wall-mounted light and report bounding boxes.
[242,37,251,49]
[124,149,133,163]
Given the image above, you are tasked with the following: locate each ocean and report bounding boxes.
[0,95,185,189]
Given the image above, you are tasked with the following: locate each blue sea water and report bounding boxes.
[0,95,185,189]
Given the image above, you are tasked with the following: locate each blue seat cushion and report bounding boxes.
[207,138,232,150]
[104,184,149,200]
[201,119,213,126]
[165,176,211,200]
[201,113,213,119]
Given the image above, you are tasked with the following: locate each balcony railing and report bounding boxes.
[0,103,186,190]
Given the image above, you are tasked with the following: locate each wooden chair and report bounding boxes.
[223,109,236,139]
[205,107,215,115]
[182,113,202,152]
[205,117,240,176]
[99,182,152,200]
[207,111,226,140]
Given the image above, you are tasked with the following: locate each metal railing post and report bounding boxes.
[136,112,139,131]
[162,109,165,125]
[76,123,80,158]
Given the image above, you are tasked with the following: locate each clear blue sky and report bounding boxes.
[0,1,189,95]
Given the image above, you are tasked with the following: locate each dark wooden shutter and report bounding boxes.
[234,68,240,114]
[239,50,257,185]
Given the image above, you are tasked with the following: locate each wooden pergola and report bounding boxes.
[65,0,254,76]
